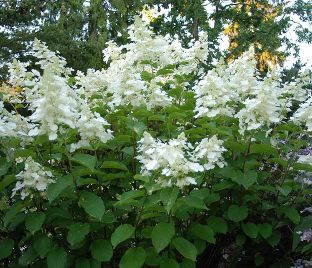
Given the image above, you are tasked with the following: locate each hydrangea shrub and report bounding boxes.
[0,18,311,267]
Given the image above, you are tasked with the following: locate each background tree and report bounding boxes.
[0,0,311,80]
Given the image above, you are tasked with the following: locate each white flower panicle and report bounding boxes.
[192,135,227,170]
[4,39,113,148]
[235,85,283,134]
[77,16,208,110]
[0,101,35,139]
[28,71,79,140]
[8,60,34,89]
[12,157,54,200]
[194,46,309,134]
[137,132,226,188]
[33,38,71,76]
[70,103,113,152]
[291,97,312,131]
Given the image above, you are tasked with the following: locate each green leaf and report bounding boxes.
[47,175,74,203]
[183,196,208,210]
[33,235,53,258]
[114,190,145,206]
[255,254,264,266]
[191,224,215,243]
[160,187,179,214]
[276,185,292,196]
[47,247,67,268]
[228,205,248,222]
[293,162,312,172]
[180,259,196,268]
[207,216,228,234]
[67,223,90,245]
[4,202,25,227]
[141,71,154,82]
[90,239,113,262]
[172,237,197,261]
[0,238,14,260]
[267,231,281,247]
[241,170,258,189]
[258,223,273,239]
[71,153,97,171]
[242,222,258,238]
[151,222,175,253]
[229,170,258,189]
[79,191,105,221]
[250,144,278,157]
[120,247,146,268]
[101,161,128,171]
[284,207,300,224]
[19,246,37,266]
[159,257,179,268]
[156,67,174,76]
[0,157,11,176]
[25,212,46,234]
[75,258,90,268]
[235,234,246,246]
[0,175,15,191]
[90,259,101,268]
[111,224,135,248]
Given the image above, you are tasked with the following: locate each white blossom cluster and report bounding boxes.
[6,40,113,150]
[291,97,312,132]
[12,157,54,200]
[192,135,227,170]
[0,101,34,139]
[136,132,226,188]
[194,47,310,134]
[76,17,208,110]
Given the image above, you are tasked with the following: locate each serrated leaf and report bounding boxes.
[67,222,90,245]
[141,71,154,82]
[0,175,15,191]
[191,224,215,243]
[120,247,146,268]
[207,216,228,234]
[25,212,46,234]
[111,224,135,248]
[79,191,105,221]
[172,237,197,261]
[160,187,179,214]
[90,239,113,262]
[47,247,67,268]
[33,235,53,258]
[19,246,37,266]
[0,157,11,176]
[267,231,281,247]
[151,222,175,253]
[114,190,145,206]
[229,170,258,189]
[75,258,90,268]
[159,257,179,268]
[71,153,97,171]
[235,234,246,246]
[101,161,128,171]
[250,144,278,157]
[242,222,258,238]
[47,175,74,203]
[284,207,300,224]
[258,223,273,239]
[228,205,248,222]
[0,238,14,260]
[183,196,208,210]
